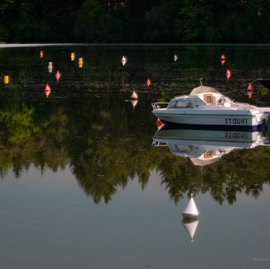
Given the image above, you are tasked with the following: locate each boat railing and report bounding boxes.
[152,140,167,147]
[151,102,169,110]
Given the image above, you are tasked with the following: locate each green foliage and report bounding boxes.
[174,0,213,42]
[143,5,172,42]
[0,103,41,142]
[0,0,53,42]
[0,0,270,43]
[74,0,123,41]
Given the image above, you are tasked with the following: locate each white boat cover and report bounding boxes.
[190,86,220,96]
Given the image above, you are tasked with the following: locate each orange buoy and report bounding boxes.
[44,84,51,98]
[147,77,151,87]
[40,51,43,58]
[55,71,61,82]
[226,69,231,80]
[174,55,178,62]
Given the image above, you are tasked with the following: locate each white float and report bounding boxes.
[182,194,199,219]
[130,89,138,100]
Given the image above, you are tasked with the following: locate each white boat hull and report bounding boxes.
[152,110,263,131]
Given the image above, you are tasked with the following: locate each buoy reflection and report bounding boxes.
[226,69,231,80]
[182,218,199,242]
[247,83,253,98]
[130,100,138,109]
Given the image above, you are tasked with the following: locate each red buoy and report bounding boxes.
[147,77,151,87]
[44,84,51,98]
[40,51,43,58]
[55,71,61,82]
[156,118,165,127]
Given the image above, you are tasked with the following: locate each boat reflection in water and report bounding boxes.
[152,125,270,168]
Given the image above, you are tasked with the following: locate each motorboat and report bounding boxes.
[152,126,270,167]
[151,85,270,131]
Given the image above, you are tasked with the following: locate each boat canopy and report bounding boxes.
[190,86,220,96]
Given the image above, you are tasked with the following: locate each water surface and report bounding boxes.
[0,45,270,268]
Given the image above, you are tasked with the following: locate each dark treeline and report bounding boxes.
[0,0,269,43]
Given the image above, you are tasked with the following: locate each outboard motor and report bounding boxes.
[263,112,270,129]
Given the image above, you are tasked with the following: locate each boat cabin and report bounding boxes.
[168,86,232,109]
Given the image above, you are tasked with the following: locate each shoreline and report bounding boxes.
[0,43,270,48]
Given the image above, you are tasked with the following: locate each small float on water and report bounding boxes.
[182,194,199,219]
[122,56,127,66]
[130,89,138,100]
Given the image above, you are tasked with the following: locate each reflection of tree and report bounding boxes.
[1,92,270,204]
[158,145,270,205]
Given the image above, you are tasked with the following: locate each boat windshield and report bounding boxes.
[190,86,220,96]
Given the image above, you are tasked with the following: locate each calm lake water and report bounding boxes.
[1,45,270,268]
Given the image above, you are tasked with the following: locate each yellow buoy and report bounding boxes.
[4,76,9,84]
[79,58,83,68]
[71,53,75,61]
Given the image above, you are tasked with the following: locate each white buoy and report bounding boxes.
[122,56,127,66]
[130,89,138,100]
[182,194,199,219]
[182,219,199,242]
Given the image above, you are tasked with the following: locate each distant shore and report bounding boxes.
[0,43,270,48]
